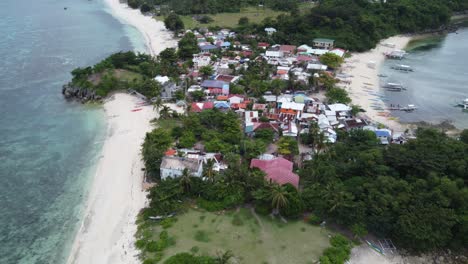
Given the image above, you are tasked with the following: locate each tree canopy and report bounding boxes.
[300,129,468,251]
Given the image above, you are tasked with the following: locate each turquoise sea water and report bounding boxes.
[381,28,468,129]
[0,0,144,263]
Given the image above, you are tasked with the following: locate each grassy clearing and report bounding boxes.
[153,118,182,130]
[156,7,286,29]
[113,69,143,82]
[146,208,330,263]
[298,2,317,13]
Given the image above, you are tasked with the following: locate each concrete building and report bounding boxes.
[160,156,203,180]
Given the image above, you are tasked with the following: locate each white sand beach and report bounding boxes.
[104,0,177,56]
[67,93,156,264]
[341,36,412,132]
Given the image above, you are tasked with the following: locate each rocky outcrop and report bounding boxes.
[62,83,102,103]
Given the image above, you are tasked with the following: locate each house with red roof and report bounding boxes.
[258,42,270,49]
[279,45,297,55]
[250,157,299,188]
[241,50,253,58]
[215,74,239,83]
[191,102,214,112]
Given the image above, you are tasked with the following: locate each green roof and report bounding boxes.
[313,38,334,43]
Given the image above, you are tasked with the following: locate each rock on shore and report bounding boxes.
[62,83,102,103]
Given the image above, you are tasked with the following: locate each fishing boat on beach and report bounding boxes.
[391,64,413,72]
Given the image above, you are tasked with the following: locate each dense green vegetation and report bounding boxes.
[69,52,161,98]
[300,129,468,251]
[142,124,468,255]
[164,13,184,31]
[67,47,197,99]
[234,0,468,51]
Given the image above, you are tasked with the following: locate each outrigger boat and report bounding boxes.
[383,82,406,91]
[400,104,417,112]
[391,64,413,72]
[455,98,468,111]
[388,104,417,112]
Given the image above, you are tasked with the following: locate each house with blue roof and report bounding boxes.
[375,129,392,145]
[214,101,230,110]
[200,44,219,52]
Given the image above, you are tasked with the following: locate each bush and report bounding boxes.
[307,214,321,225]
[160,217,177,229]
[199,15,214,24]
[197,198,224,212]
[190,246,200,253]
[320,235,352,264]
[135,239,147,250]
[194,230,211,242]
[160,230,169,240]
[146,241,159,252]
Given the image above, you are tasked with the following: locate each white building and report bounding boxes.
[193,53,212,69]
[265,45,283,59]
[229,95,244,104]
[265,27,277,35]
[160,156,203,180]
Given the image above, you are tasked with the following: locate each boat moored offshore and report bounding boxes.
[391,64,413,72]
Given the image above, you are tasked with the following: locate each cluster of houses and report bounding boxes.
[156,28,403,188]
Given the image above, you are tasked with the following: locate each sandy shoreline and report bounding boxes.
[104,0,177,56]
[67,94,155,264]
[66,0,179,262]
[341,35,413,132]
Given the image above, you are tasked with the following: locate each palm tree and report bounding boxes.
[159,105,172,119]
[270,184,289,215]
[153,96,163,112]
[203,159,216,183]
[179,168,192,194]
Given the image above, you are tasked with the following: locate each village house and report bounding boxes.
[280,45,296,55]
[244,111,259,134]
[191,102,214,112]
[282,121,299,137]
[215,74,240,84]
[375,129,393,144]
[193,53,212,69]
[313,38,335,49]
[154,75,178,99]
[258,42,270,50]
[160,156,203,180]
[250,157,300,188]
[265,45,284,59]
[264,27,277,35]
[200,44,219,52]
[200,80,229,95]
